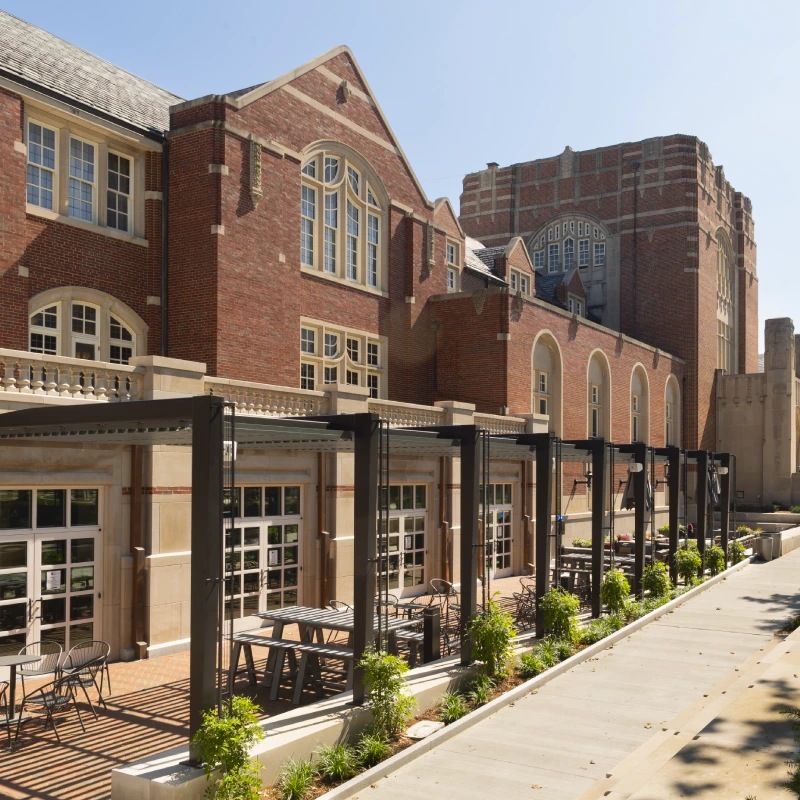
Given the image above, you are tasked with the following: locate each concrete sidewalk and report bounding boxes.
[362,551,800,800]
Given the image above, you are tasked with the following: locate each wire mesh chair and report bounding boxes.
[429,579,459,655]
[17,640,62,699]
[374,592,399,617]
[327,600,353,612]
[0,681,9,745]
[61,641,111,717]
[16,675,86,744]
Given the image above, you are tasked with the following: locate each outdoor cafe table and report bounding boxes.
[242,606,422,699]
[0,654,38,744]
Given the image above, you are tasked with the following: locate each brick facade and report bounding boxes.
[459,138,758,449]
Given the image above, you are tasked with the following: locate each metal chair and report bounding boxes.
[327,600,353,612]
[0,681,9,745]
[375,592,399,617]
[513,591,536,629]
[15,675,86,744]
[61,641,111,717]
[17,640,62,699]
[429,579,459,655]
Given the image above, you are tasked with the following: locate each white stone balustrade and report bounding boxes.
[205,377,329,417]
[367,398,447,427]
[474,412,527,435]
[0,348,143,402]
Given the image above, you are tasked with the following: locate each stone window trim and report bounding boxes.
[23,111,145,242]
[447,267,458,293]
[28,287,147,363]
[300,144,388,293]
[299,317,386,398]
[509,269,531,295]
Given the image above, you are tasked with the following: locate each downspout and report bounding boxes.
[130,445,147,659]
[317,453,328,608]
[439,456,448,583]
[160,138,169,357]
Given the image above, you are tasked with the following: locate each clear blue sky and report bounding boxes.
[7,0,798,350]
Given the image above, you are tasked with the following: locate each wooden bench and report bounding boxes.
[229,634,354,704]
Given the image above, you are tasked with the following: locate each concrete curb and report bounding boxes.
[316,557,754,799]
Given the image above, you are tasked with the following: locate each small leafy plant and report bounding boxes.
[359,648,417,738]
[642,562,672,598]
[469,595,517,677]
[572,537,591,548]
[580,614,625,645]
[728,539,746,565]
[791,506,800,514]
[536,638,558,669]
[737,524,754,536]
[354,730,392,768]
[191,695,264,800]
[439,692,469,723]
[600,569,630,614]
[278,759,315,800]
[467,673,495,707]
[539,587,580,642]
[704,544,726,576]
[674,545,702,585]
[519,651,546,678]
[314,744,357,783]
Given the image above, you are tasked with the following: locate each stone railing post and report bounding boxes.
[128,356,207,400]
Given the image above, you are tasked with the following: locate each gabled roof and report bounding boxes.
[0,10,182,135]
[433,198,466,239]
[464,238,505,283]
[174,45,433,209]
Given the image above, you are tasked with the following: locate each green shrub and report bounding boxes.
[539,587,580,642]
[468,595,517,677]
[642,562,672,598]
[773,502,784,513]
[553,639,575,662]
[359,648,417,738]
[704,545,726,576]
[737,524,754,536]
[781,707,800,798]
[355,732,392,768]
[572,537,591,548]
[314,744,357,783]
[439,692,469,723]
[579,614,625,645]
[519,651,545,678]
[674,546,702,585]
[623,599,644,620]
[790,506,800,514]
[191,696,264,800]
[536,638,558,668]
[467,673,495,707]
[657,524,670,536]
[728,539,746,565]
[278,759,315,800]
[600,569,630,614]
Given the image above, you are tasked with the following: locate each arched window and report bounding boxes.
[717,231,737,373]
[665,376,680,447]
[532,333,562,436]
[300,148,386,291]
[587,352,611,439]
[28,289,146,364]
[530,215,608,273]
[630,365,650,444]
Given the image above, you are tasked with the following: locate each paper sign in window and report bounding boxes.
[46,569,62,592]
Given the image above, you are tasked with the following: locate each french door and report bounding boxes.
[484,483,514,579]
[224,485,303,631]
[0,487,102,657]
[0,531,102,657]
[379,484,427,598]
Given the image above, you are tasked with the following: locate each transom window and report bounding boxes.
[300,319,385,398]
[300,150,385,290]
[26,121,56,210]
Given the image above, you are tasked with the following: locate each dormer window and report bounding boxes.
[510,269,530,295]
[568,296,583,317]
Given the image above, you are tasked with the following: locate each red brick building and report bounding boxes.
[459,141,758,450]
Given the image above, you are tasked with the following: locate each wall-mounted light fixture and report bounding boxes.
[628,462,644,473]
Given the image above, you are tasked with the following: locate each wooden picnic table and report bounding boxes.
[229,606,420,704]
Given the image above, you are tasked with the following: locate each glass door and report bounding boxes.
[35,531,102,651]
[0,536,33,657]
[484,483,513,579]
[380,484,427,598]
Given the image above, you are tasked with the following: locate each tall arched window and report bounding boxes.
[300,148,386,291]
[587,351,611,439]
[532,333,562,436]
[665,376,680,447]
[529,215,608,273]
[28,288,146,364]
[630,365,650,444]
[717,231,737,373]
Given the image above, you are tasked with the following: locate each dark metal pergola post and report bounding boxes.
[459,426,481,665]
[351,413,379,703]
[693,450,708,577]
[590,439,606,618]
[631,442,647,596]
[189,395,224,756]
[534,433,555,639]
[666,446,681,585]
[718,452,731,566]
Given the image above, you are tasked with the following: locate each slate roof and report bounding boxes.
[464,237,499,281]
[0,10,183,135]
[534,272,564,306]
